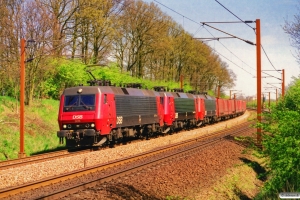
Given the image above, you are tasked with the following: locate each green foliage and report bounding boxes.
[247,100,257,108]
[41,59,89,99]
[206,90,215,97]
[256,78,300,198]
[88,63,195,92]
[0,98,63,160]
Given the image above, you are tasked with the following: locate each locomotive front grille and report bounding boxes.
[62,123,95,130]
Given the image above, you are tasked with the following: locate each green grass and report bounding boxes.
[0,96,65,160]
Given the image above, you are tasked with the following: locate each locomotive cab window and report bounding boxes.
[64,94,95,112]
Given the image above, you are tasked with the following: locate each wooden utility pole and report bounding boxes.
[282,69,285,98]
[276,88,278,104]
[180,75,183,90]
[229,90,237,100]
[256,19,262,145]
[19,38,26,158]
[268,92,270,112]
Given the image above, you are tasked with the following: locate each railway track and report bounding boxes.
[0,149,95,170]
[0,121,254,200]
[0,112,252,170]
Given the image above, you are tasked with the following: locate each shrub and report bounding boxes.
[257,78,300,198]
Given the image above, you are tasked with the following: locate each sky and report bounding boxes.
[144,0,300,99]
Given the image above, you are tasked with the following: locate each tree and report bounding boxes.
[0,0,237,102]
[283,9,300,63]
[22,0,55,105]
[73,0,123,64]
[114,0,169,78]
[0,0,22,98]
[40,0,79,56]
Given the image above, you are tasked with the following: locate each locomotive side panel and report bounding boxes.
[224,99,229,116]
[115,95,159,127]
[204,99,216,117]
[161,93,175,126]
[98,93,116,135]
[242,101,246,112]
[171,92,196,120]
[217,98,224,118]
[199,98,205,120]
[228,99,235,116]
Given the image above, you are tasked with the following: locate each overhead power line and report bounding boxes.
[214,0,255,31]
[152,0,257,74]
[214,0,281,74]
[211,46,254,76]
[114,0,258,81]
[201,22,255,45]
[261,45,282,74]
[201,26,256,72]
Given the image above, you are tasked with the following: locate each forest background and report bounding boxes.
[0,0,237,105]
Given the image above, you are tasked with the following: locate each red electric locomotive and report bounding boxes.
[57,82,166,147]
[57,80,246,147]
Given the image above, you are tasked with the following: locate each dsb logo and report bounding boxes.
[73,115,83,119]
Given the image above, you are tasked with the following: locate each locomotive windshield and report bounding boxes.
[64,94,95,112]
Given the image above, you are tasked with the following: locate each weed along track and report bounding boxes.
[0,119,255,199]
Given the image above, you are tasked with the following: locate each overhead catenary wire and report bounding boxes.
[201,25,256,72]
[261,45,281,73]
[214,0,281,74]
[214,0,255,31]
[152,0,257,75]
[201,22,255,45]
[153,0,253,44]
[211,46,254,77]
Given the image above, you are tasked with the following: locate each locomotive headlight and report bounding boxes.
[63,124,67,129]
[91,123,95,128]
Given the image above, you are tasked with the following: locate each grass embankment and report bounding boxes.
[0,96,65,160]
[205,112,266,199]
[208,149,266,200]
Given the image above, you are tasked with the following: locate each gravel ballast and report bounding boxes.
[0,112,250,190]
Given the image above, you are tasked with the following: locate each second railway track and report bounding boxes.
[0,120,255,200]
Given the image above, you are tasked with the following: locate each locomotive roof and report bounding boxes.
[62,86,219,100]
[62,86,159,97]
[196,94,216,100]
[169,92,196,99]
[62,86,102,95]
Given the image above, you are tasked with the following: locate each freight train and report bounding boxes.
[57,81,246,147]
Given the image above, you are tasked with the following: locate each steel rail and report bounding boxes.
[0,149,92,170]
[0,121,254,199]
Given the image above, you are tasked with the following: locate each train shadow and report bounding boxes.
[232,187,252,200]
[30,146,101,155]
[224,135,261,150]
[239,157,267,181]
[30,146,68,155]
